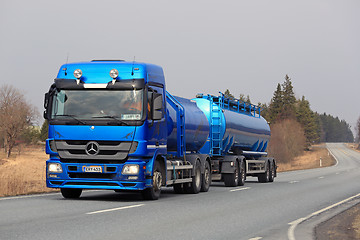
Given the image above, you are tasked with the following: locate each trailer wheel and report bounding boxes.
[61,188,82,199]
[258,161,270,183]
[142,161,162,200]
[238,161,245,186]
[184,160,201,194]
[201,161,211,192]
[223,162,239,187]
[269,161,275,182]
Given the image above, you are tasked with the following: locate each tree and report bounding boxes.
[39,120,48,142]
[224,89,234,99]
[268,83,283,123]
[281,74,296,119]
[0,85,38,157]
[296,96,320,145]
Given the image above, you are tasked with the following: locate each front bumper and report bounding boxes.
[46,159,151,191]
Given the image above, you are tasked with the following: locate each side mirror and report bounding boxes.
[43,93,49,119]
[152,93,163,120]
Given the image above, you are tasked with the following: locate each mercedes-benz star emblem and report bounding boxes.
[85,141,100,156]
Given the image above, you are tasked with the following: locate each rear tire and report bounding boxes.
[184,160,201,194]
[201,161,211,192]
[61,188,82,199]
[269,161,275,182]
[223,162,239,187]
[258,161,270,183]
[142,161,162,200]
[238,161,245,186]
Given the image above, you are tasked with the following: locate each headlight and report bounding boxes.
[48,163,63,173]
[122,164,139,175]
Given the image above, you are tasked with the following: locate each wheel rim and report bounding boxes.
[234,166,239,183]
[153,171,162,191]
[195,168,201,187]
[204,168,210,185]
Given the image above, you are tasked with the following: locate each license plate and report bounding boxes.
[82,166,102,173]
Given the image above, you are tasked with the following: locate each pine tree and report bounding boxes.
[224,89,234,99]
[296,96,320,145]
[268,83,283,123]
[281,74,296,119]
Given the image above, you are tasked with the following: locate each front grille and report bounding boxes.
[68,173,116,179]
[55,140,134,162]
[64,182,120,186]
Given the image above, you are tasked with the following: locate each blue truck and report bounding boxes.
[43,60,275,200]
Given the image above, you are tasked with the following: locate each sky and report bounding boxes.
[1,0,359,132]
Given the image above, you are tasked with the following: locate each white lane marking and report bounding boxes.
[318,176,324,179]
[248,237,262,240]
[287,192,360,240]
[289,181,299,184]
[336,172,340,175]
[86,204,145,215]
[230,187,251,192]
[327,147,339,167]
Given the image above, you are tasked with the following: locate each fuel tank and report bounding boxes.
[166,94,271,155]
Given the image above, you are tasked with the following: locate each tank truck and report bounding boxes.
[43,60,276,200]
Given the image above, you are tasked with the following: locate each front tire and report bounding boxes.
[142,161,162,200]
[61,188,82,199]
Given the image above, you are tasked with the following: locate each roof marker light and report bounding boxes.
[74,69,82,79]
[110,69,119,85]
[73,69,82,85]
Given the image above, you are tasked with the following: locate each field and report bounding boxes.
[0,143,336,197]
[0,145,57,197]
[277,144,336,172]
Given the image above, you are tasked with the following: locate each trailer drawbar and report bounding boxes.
[43,60,276,200]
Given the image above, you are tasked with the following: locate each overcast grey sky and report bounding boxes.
[1,0,359,131]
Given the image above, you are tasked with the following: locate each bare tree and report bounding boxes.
[0,85,37,157]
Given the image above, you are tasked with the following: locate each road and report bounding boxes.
[1,143,360,240]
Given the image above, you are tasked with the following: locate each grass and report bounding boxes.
[0,143,337,197]
[0,145,57,197]
[277,144,336,172]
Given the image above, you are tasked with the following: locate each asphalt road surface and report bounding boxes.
[1,143,359,240]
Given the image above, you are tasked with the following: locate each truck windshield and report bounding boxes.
[51,89,143,121]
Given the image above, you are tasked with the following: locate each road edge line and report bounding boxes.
[287,192,360,240]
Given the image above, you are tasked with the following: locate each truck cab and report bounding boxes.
[44,60,168,199]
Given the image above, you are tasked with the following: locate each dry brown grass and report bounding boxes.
[277,144,336,172]
[0,145,58,197]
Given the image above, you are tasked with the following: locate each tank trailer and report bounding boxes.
[44,60,276,200]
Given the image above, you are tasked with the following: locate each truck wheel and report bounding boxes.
[238,161,245,186]
[269,161,275,182]
[61,188,82,199]
[223,162,239,187]
[184,160,201,194]
[258,161,270,183]
[142,161,162,200]
[201,161,211,192]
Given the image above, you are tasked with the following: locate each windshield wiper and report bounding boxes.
[54,114,86,125]
[92,115,129,126]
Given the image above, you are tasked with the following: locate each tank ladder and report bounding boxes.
[210,96,223,156]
